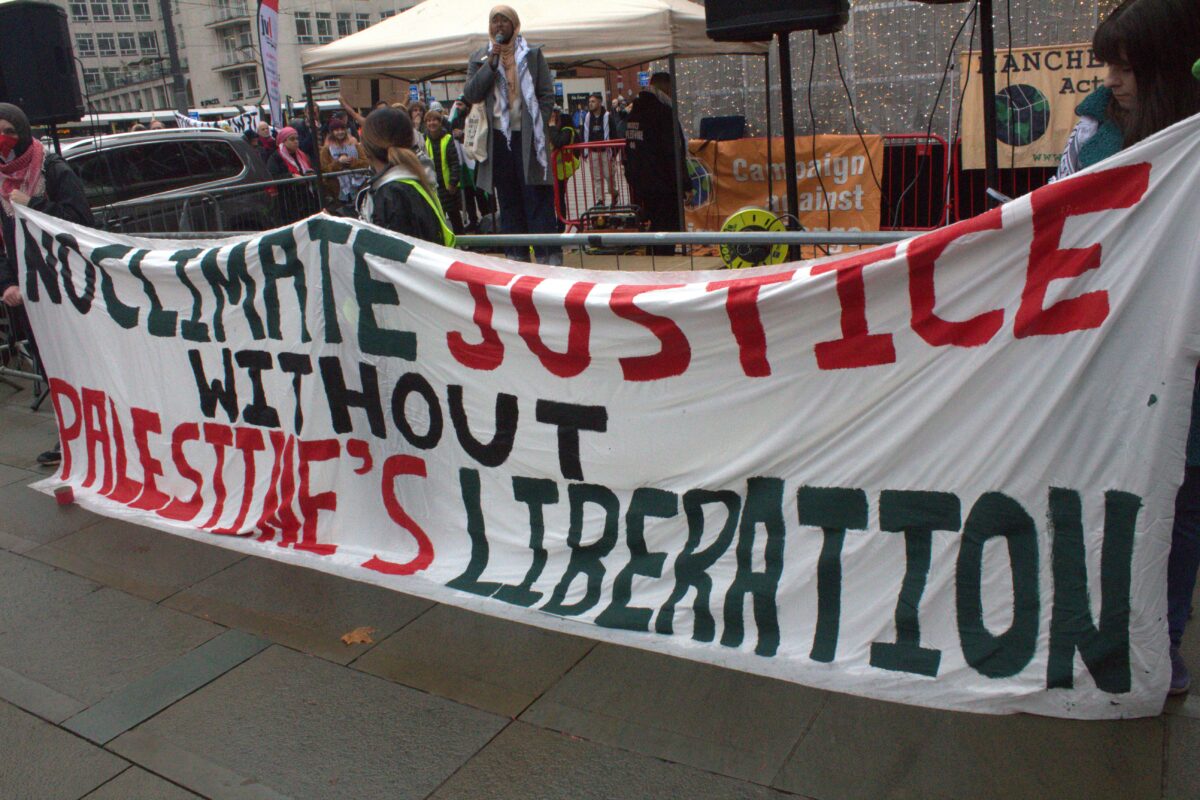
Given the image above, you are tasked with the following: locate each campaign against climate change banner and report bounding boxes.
[960,43,1108,170]
[15,114,1200,719]
[685,135,883,241]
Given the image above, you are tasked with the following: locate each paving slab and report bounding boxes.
[0,407,59,469]
[164,555,434,664]
[1167,714,1200,800]
[352,603,596,716]
[0,548,99,632]
[0,462,38,487]
[29,517,247,602]
[0,586,222,708]
[80,767,203,800]
[772,692,1164,800]
[109,645,509,800]
[429,721,808,800]
[520,643,826,784]
[0,700,127,800]
[64,629,270,744]
[0,477,101,549]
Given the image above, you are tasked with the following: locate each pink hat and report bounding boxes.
[276,126,297,145]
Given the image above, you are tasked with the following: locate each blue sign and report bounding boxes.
[409,84,420,103]
[554,81,564,99]
[188,111,200,119]
[638,71,650,88]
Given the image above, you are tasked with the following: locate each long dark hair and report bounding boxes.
[1093,0,1200,145]
[360,108,433,194]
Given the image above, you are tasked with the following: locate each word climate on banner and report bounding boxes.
[14,113,1200,719]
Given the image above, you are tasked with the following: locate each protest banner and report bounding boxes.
[685,135,883,245]
[174,108,267,135]
[15,113,1200,719]
[960,43,1108,170]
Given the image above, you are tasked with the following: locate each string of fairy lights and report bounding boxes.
[652,0,1112,138]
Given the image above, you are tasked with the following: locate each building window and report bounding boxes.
[102,66,121,89]
[96,33,116,56]
[243,69,259,96]
[132,0,150,19]
[70,1,88,21]
[336,12,351,36]
[379,9,395,19]
[91,1,109,20]
[118,32,137,55]
[111,0,130,20]
[295,11,313,44]
[355,12,370,30]
[82,67,101,89]
[229,71,243,100]
[138,31,158,54]
[315,12,333,43]
[75,33,95,56]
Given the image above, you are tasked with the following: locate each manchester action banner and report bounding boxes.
[960,43,1108,171]
[16,114,1200,718]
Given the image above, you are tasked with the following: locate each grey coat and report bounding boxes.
[463,42,555,190]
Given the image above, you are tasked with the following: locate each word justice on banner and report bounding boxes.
[15,113,1200,719]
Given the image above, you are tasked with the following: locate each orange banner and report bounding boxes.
[685,135,884,239]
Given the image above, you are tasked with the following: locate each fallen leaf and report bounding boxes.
[341,626,376,646]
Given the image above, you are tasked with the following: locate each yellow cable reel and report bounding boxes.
[719,207,788,269]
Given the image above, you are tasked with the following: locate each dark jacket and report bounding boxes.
[462,40,555,190]
[624,90,688,197]
[0,154,94,294]
[357,167,446,245]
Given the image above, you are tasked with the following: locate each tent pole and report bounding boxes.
[668,54,686,252]
[777,31,799,230]
[764,51,773,213]
[304,74,327,211]
[980,0,1000,195]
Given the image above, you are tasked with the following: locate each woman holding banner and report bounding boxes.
[1057,0,1200,696]
[1056,0,1200,180]
[0,103,94,467]
[355,107,456,248]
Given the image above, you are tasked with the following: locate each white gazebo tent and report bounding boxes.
[300,0,767,80]
[300,0,768,226]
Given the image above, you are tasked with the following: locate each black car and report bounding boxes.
[59,128,312,234]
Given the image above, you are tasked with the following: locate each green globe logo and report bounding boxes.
[995,84,1051,147]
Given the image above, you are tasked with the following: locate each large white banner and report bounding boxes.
[16,115,1200,718]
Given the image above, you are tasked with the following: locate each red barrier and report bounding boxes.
[552,140,632,230]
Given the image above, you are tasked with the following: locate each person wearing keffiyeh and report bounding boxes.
[463,5,560,264]
[0,103,94,467]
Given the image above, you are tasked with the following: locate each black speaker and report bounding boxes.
[705,0,850,42]
[699,116,746,141]
[0,1,84,124]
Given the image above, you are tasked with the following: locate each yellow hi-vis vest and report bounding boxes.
[400,178,456,248]
[424,134,454,191]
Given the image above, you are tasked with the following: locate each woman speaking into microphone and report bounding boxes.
[463,6,560,264]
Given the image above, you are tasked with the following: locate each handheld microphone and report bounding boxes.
[495,33,506,45]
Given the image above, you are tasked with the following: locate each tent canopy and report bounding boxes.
[301,0,768,80]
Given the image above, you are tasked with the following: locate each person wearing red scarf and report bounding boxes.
[266,126,315,179]
[0,103,94,466]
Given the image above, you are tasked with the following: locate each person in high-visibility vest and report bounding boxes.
[423,109,464,235]
[356,107,457,248]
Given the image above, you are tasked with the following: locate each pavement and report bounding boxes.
[1,371,1199,800]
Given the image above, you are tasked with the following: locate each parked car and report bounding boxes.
[58,128,317,234]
